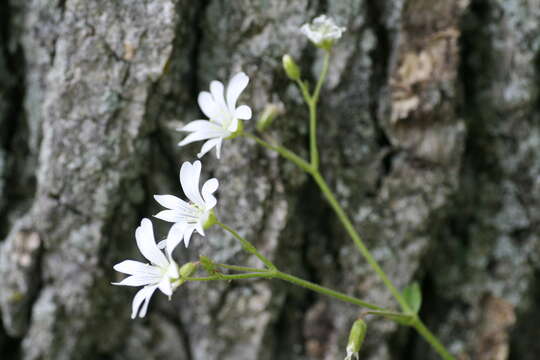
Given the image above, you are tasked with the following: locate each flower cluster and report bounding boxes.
[112,71,252,317]
[113,14,344,321]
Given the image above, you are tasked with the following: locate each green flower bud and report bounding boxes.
[282,54,301,81]
[345,319,367,360]
[256,103,285,132]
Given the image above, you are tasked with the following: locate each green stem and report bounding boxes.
[308,51,330,170]
[312,51,330,102]
[215,263,270,273]
[185,273,271,282]
[296,79,311,104]
[311,171,412,313]
[247,119,455,359]
[413,318,455,360]
[244,132,312,173]
[273,271,384,311]
[185,269,384,311]
[217,221,277,270]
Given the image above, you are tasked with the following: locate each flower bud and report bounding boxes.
[345,319,367,360]
[282,54,301,81]
[256,103,285,132]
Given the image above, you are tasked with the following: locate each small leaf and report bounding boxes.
[403,282,422,314]
[366,311,416,326]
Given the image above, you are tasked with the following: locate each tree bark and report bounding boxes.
[1,1,539,359]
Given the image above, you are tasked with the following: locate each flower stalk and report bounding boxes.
[217,221,277,270]
[245,46,455,360]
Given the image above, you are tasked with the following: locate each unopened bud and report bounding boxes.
[256,103,285,132]
[282,54,301,81]
[345,319,367,360]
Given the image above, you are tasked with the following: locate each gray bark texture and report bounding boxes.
[0,0,539,359]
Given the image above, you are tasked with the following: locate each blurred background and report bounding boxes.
[1,1,539,359]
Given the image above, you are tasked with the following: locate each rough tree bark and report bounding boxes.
[0,1,539,360]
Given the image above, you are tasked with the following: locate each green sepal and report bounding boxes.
[203,210,217,230]
[347,319,367,355]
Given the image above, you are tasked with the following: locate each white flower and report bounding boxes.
[154,160,218,254]
[178,72,252,158]
[112,218,179,319]
[301,15,346,49]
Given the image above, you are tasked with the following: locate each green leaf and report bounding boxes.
[403,282,422,314]
[366,311,416,326]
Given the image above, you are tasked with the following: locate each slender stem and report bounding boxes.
[273,271,384,311]
[244,132,313,173]
[296,79,312,104]
[311,171,411,313]
[215,263,270,273]
[217,221,277,270]
[185,268,384,311]
[312,51,331,102]
[413,319,455,360]
[308,51,330,170]
[185,273,271,282]
[308,102,319,170]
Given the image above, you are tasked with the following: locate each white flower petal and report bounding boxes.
[226,72,249,111]
[180,161,205,207]
[179,128,228,147]
[181,119,223,133]
[235,105,252,120]
[198,91,219,119]
[157,239,166,249]
[154,209,184,223]
[201,178,218,209]
[210,80,227,110]
[135,218,168,268]
[166,222,187,255]
[158,277,172,297]
[153,195,187,210]
[195,221,204,236]
[132,285,158,319]
[215,137,223,158]
[113,260,161,277]
[166,262,179,279]
[183,226,196,247]
[113,274,160,287]
[197,138,222,159]
[228,117,239,132]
